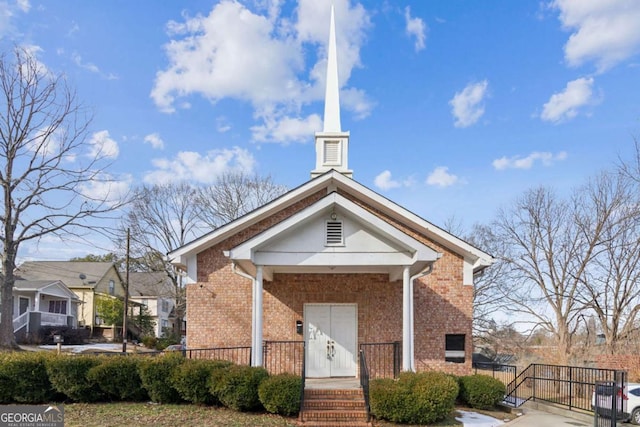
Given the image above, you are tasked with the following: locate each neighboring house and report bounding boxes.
[10,279,81,342]
[16,261,126,340]
[168,9,493,378]
[128,272,177,338]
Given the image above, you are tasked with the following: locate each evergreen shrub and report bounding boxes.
[138,353,184,403]
[46,355,104,402]
[213,365,269,412]
[459,374,506,409]
[172,359,232,405]
[258,373,302,416]
[87,356,148,401]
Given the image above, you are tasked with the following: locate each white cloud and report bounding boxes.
[493,151,568,170]
[374,170,401,191]
[373,170,415,191]
[88,130,119,159]
[71,52,99,73]
[449,80,489,128]
[404,6,427,52]
[79,173,131,206]
[144,133,165,150]
[251,113,322,144]
[540,77,595,123]
[426,166,459,187]
[216,117,231,133]
[144,147,256,184]
[151,0,372,143]
[16,0,30,13]
[552,0,640,72]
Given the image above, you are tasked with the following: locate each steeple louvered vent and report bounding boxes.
[324,140,340,165]
[325,220,343,245]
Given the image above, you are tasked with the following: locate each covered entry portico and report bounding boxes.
[226,191,441,376]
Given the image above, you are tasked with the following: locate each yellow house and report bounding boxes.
[16,261,126,339]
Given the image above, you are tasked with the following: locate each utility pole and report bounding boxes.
[122,228,130,353]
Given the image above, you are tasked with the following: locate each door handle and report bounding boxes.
[330,340,336,358]
[327,340,331,359]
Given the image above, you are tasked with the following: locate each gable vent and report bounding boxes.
[324,140,340,165]
[325,220,343,245]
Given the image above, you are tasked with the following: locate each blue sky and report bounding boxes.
[3,0,640,260]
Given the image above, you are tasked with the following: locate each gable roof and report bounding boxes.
[128,272,174,298]
[15,261,122,289]
[169,170,493,272]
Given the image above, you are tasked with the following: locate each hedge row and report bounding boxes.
[370,372,506,424]
[0,352,505,424]
[0,352,300,416]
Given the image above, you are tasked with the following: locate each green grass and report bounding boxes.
[60,403,513,426]
[63,403,297,427]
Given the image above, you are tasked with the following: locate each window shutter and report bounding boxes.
[326,220,343,245]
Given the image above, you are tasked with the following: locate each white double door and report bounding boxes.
[305,304,357,378]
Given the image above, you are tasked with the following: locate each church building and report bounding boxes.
[168,7,492,378]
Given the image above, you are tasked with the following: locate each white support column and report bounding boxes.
[409,276,415,371]
[252,265,264,367]
[402,266,413,371]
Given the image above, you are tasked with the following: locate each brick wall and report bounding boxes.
[187,188,473,375]
[597,354,640,382]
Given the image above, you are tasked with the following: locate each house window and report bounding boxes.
[141,299,148,307]
[323,140,340,165]
[161,319,169,329]
[161,300,169,313]
[108,280,115,295]
[48,300,67,314]
[325,220,343,246]
[445,334,466,363]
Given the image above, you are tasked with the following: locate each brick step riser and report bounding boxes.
[298,423,371,427]
[303,402,366,410]
[300,412,368,421]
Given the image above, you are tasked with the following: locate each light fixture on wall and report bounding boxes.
[330,211,337,220]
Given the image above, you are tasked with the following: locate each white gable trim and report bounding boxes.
[227,192,441,280]
[169,170,493,272]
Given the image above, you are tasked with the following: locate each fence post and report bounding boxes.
[569,367,572,410]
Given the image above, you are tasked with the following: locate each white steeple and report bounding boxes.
[311,5,352,179]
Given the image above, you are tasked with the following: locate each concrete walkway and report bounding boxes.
[505,408,592,426]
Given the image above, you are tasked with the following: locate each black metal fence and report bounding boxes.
[359,341,401,379]
[263,340,304,375]
[504,363,627,414]
[186,346,252,365]
[472,362,517,388]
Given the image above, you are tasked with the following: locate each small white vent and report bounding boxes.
[325,220,343,245]
[323,140,340,165]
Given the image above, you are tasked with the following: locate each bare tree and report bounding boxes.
[0,47,125,348]
[577,171,640,354]
[120,182,204,338]
[195,172,288,229]
[492,183,622,364]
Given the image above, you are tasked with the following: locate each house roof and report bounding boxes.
[13,279,81,301]
[128,272,174,298]
[15,261,121,288]
[168,170,493,272]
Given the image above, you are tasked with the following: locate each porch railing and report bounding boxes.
[13,312,29,333]
[263,340,304,375]
[40,312,69,326]
[359,341,401,379]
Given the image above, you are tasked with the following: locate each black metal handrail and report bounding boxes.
[504,363,627,414]
[299,341,306,418]
[359,349,371,422]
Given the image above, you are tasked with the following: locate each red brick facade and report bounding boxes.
[186,189,473,376]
